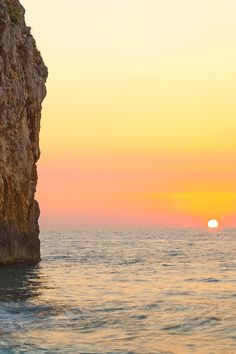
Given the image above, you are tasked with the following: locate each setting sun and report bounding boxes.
[208,219,219,229]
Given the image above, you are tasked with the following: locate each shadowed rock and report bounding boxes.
[0,0,47,264]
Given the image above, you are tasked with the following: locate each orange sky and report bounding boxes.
[21,0,236,228]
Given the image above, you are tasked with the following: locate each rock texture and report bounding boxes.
[0,0,47,264]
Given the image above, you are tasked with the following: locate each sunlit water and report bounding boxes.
[0,229,236,353]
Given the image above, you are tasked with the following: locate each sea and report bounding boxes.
[0,228,235,354]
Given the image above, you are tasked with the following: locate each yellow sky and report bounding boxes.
[21,0,236,153]
[20,0,236,227]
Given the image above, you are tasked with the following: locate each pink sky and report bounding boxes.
[37,152,236,228]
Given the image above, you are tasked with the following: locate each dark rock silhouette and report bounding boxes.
[0,0,47,264]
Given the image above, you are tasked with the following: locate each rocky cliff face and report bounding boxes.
[0,0,47,264]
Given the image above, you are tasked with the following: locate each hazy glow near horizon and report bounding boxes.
[21,0,236,228]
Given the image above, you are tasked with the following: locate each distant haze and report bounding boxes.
[21,0,236,228]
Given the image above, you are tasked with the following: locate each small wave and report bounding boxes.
[185,277,221,283]
[162,263,173,267]
[130,314,147,320]
[202,277,221,283]
[161,316,221,333]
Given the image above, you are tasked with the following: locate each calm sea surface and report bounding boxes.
[0,229,236,353]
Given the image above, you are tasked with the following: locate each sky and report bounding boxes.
[21,0,236,228]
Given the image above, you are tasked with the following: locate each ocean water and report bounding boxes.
[0,229,236,354]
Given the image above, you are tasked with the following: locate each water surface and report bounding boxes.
[0,229,235,353]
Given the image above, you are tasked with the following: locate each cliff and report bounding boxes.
[0,0,47,264]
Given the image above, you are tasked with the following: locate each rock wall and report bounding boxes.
[0,0,47,264]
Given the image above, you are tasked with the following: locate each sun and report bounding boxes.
[208,219,219,229]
